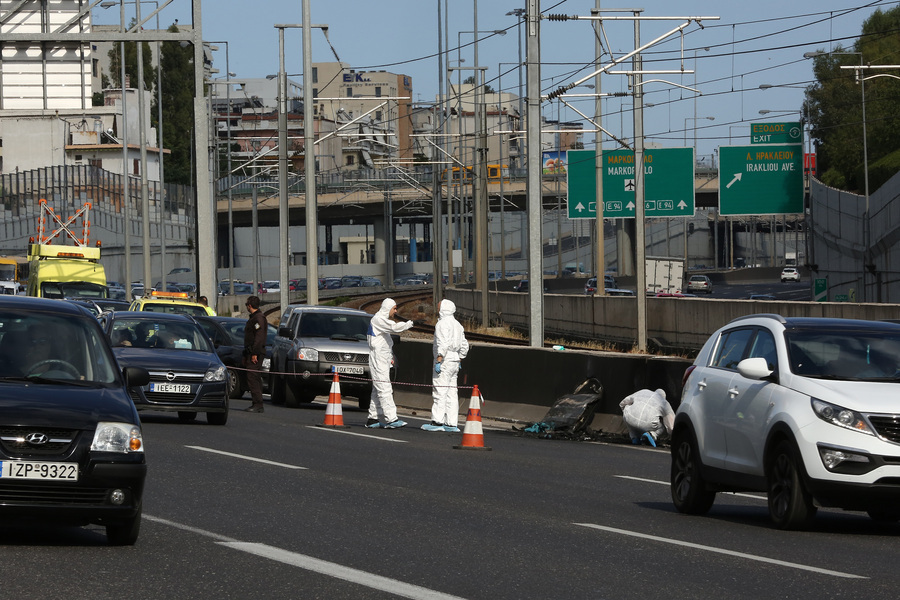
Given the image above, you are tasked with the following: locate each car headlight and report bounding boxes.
[811,398,875,436]
[205,365,227,382]
[296,347,318,361]
[92,422,143,453]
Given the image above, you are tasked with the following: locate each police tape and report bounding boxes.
[227,364,476,390]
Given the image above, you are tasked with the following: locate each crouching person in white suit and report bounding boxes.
[619,388,675,447]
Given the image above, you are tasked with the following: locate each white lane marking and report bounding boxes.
[145,514,239,543]
[144,515,467,599]
[220,542,468,600]
[185,445,308,469]
[615,475,766,500]
[306,426,409,443]
[573,523,867,579]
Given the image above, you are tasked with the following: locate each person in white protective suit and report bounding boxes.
[366,298,415,428]
[423,299,470,432]
[618,388,676,447]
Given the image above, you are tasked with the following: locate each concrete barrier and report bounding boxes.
[392,338,692,433]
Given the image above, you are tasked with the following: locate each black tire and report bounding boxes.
[284,380,301,408]
[177,411,197,423]
[270,374,285,405]
[106,508,141,546]
[867,509,900,522]
[228,369,244,399]
[207,406,229,426]
[767,440,816,530]
[670,429,716,515]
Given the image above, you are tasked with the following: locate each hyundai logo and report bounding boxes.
[25,433,48,445]
[166,371,176,381]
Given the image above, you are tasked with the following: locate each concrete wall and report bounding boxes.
[446,285,900,353]
[391,337,692,433]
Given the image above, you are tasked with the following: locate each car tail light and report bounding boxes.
[682,365,697,388]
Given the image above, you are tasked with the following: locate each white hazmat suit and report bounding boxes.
[619,388,676,444]
[367,298,414,426]
[427,299,469,430]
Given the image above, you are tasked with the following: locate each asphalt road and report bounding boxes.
[2,401,897,599]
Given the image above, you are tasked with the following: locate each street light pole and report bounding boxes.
[274,25,295,311]
[302,0,319,308]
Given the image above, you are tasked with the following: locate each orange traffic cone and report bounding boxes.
[454,385,492,451]
[317,371,350,428]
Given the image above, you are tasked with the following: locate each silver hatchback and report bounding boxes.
[269,305,380,409]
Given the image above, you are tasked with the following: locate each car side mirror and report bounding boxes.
[278,326,292,338]
[123,366,150,387]
[737,357,776,382]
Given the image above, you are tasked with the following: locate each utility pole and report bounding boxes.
[526,0,543,347]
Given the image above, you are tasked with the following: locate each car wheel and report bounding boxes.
[284,380,301,408]
[670,429,716,515]
[177,411,197,423]
[106,507,141,546]
[270,374,285,405]
[767,440,816,530]
[228,369,244,399]
[207,410,228,426]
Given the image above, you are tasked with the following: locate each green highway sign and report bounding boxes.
[814,278,827,302]
[718,144,804,216]
[567,147,695,219]
[751,122,802,144]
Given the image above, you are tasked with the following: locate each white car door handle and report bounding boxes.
[698,380,707,389]
[728,387,739,396]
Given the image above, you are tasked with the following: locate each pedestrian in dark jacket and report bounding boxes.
[243,295,267,412]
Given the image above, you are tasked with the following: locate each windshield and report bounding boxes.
[787,328,900,381]
[0,310,118,383]
[0,264,16,281]
[141,302,208,316]
[111,318,214,352]
[299,313,370,340]
[41,281,108,299]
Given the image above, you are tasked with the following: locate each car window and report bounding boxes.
[141,302,207,317]
[747,329,778,371]
[712,328,755,370]
[111,318,213,352]
[298,312,370,340]
[0,311,117,383]
[196,320,222,345]
[787,329,900,380]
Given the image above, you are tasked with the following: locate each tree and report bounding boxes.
[157,24,195,186]
[106,20,154,92]
[806,6,900,192]
[463,75,496,95]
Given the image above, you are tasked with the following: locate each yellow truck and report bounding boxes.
[26,244,108,299]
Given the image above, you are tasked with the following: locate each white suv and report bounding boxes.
[781,267,800,282]
[671,314,900,529]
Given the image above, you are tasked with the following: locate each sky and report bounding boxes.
[92,0,894,160]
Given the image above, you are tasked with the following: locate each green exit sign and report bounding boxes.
[751,122,802,144]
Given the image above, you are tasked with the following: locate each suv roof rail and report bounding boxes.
[728,313,786,325]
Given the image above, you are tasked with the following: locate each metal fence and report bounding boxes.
[0,165,195,255]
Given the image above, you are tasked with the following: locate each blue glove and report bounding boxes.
[434,361,441,374]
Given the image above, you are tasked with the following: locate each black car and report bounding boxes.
[194,315,276,399]
[0,296,149,545]
[99,311,229,425]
